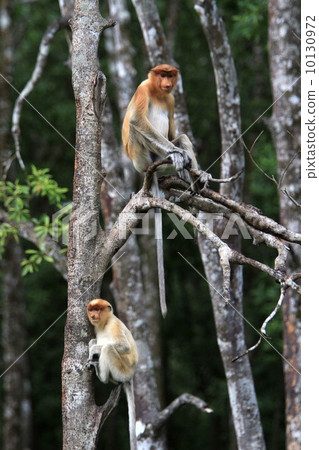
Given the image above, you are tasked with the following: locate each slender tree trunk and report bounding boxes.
[1,240,33,450]
[1,2,32,448]
[61,1,117,448]
[194,1,265,448]
[268,1,301,448]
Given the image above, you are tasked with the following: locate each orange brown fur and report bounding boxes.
[122,64,180,172]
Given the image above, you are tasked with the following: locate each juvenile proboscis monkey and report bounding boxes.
[86,299,138,450]
[122,64,208,317]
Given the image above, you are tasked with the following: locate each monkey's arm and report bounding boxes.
[130,120,191,172]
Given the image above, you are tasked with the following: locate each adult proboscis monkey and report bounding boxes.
[122,64,209,317]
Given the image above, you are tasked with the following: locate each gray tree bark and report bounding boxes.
[0,2,33,447]
[194,1,266,448]
[268,1,301,448]
[1,240,33,450]
[61,1,118,448]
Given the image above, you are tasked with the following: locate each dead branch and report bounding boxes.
[158,179,293,277]
[161,184,300,291]
[241,135,301,208]
[190,167,244,184]
[154,393,213,430]
[139,393,212,438]
[232,284,287,362]
[159,175,300,244]
[97,384,122,434]
[142,157,172,193]
[99,172,300,300]
[9,15,71,175]
[132,194,299,295]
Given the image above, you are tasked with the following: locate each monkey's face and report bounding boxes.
[87,308,102,324]
[87,299,112,326]
[157,73,177,94]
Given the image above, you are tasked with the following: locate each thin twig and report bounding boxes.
[281,188,301,207]
[241,133,279,186]
[278,151,299,190]
[232,284,287,362]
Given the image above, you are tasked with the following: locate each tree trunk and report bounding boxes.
[268,1,301,448]
[61,1,117,448]
[1,2,33,447]
[194,1,265,448]
[1,240,33,450]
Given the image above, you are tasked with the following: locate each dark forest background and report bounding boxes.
[0,0,295,448]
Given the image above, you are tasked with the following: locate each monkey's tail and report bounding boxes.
[124,381,137,450]
[153,175,167,318]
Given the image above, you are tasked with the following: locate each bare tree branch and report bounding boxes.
[232,284,287,362]
[159,175,301,244]
[152,393,213,432]
[9,15,71,175]
[241,135,301,208]
[101,182,300,300]
[97,384,122,434]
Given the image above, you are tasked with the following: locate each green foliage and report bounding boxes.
[21,249,54,276]
[0,223,19,251]
[232,0,268,43]
[0,165,68,270]
[28,165,68,206]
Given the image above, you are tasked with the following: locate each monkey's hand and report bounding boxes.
[86,352,101,381]
[86,343,102,372]
[169,149,192,172]
[86,358,99,370]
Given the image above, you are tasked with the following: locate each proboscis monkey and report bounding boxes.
[122,64,200,182]
[122,64,209,317]
[86,299,138,450]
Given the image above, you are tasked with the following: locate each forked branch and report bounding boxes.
[138,393,213,439]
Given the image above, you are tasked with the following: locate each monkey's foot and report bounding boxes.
[188,169,212,189]
[197,170,212,188]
